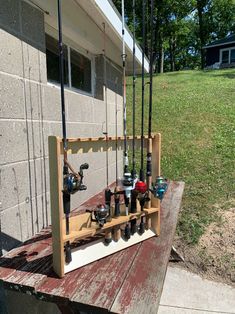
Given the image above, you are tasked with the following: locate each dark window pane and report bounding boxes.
[222,50,229,64]
[70,48,91,93]
[45,34,68,84]
[231,49,235,63]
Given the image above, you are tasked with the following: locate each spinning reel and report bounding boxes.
[122,171,134,198]
[63,162,89,195]
[150,176,168,201]
[91,204,110,227]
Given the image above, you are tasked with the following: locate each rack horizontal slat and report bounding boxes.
[53,134,160,155]
[63,207,159,243]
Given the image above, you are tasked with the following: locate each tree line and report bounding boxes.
[112,0,235,72]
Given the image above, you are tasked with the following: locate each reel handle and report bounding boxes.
[80,163,89,170]
[79,184,87,191]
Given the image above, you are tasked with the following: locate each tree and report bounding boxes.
[112,0,235,72]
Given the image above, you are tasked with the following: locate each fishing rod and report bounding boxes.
[88,22,112,241]
[130,0,138,235]
[134,0,147,235]
[144,0,154,221]
[57,0,88,263]
[113,76,122,242]
[114,77,121,219]
[146,0,154,181]
[121,0,132,240]
[103,22,112,244]
[147,1,168,201]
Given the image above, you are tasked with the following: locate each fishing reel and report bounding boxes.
[135,180,147,195]
[63,163,89,194]
[134,180,150,210]
[150,176,168,201]
[122,171,134,198]
[135,180,149,235]
[92,204,110,227]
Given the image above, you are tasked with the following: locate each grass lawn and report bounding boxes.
[126,69,235,245]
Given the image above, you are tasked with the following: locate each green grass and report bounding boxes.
[126,69,235,244]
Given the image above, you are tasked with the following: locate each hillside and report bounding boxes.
[126,69,235,285]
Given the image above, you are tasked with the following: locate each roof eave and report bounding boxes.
[203,41,235,49]
[93,0,149,73]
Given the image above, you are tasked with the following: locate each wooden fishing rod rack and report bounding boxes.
[49,133,161,277]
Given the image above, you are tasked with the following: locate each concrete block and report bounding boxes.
[106,88,118,106]
[21,1,45,51]
[39,51,47,84]
[0,28,23,77]
[1,190,50,244]
[0,200,33,242]
[27,120,60,160]
[32,192,50,233]
[67,122,93,138]
[0,0,20,35]
[0,161,30,211]
[108,105,117,126]
[29,157,50,204]
[0,120,28,165]
[42,121,62,156]
[24,82,48,122]
[66,89,93,123]
[22,42,43,82]
[93,99,106,124]
[27,121,44,159]
[42,84,64,121]
[92,123,105,137]
[22,46,47,84]
[68,151,106,177]
[0,73,25,119]
[25,80,41,120]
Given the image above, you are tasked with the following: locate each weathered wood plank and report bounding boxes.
[3,245,52,293]
[110,181,185,314]
[36,244,140,312]
[0,230,52,283]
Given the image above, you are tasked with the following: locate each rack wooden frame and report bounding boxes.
[49,133,161,278]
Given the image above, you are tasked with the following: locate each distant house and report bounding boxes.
[204,34,235,69]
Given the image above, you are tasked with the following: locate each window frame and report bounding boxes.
[45,30,95,97]
[220,47,235,65]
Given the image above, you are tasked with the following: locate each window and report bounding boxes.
[45,34,92,94]
[70,48,91,92]
[46,35,68,85]
[231,49,235,63]
[220,47,235,65]
[222,50,229,64]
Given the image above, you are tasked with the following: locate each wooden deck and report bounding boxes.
[0,181,184,314]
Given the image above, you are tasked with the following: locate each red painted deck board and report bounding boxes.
[0,231,52,284]
[37,244,140,310]
[0,181,184,313]
[110,181,185,314]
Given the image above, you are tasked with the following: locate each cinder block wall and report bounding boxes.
[0,0,123,253]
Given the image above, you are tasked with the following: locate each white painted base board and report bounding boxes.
[64,229,156,274]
